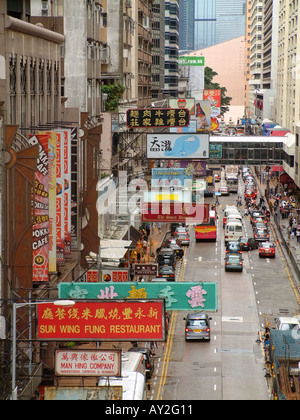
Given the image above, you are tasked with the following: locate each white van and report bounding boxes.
[223,206,240,228]
[226,213,243,223]
[224,220,243,243]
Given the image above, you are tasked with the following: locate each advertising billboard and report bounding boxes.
[37,300,166,342]
[58,282,218,312]
[147,134,209,159]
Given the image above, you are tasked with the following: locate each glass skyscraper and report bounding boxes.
[180,0,246,51]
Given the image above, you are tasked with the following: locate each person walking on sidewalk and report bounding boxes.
[297,229,300,243]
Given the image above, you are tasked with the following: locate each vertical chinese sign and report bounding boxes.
[46,131,57,274]
[56,131,65,263]
[29,134,49,282]
[63,129,72,257]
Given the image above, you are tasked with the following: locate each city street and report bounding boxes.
[149,175,300,401]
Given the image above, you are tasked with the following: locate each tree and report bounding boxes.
[204,67,232,116]
[101,83,125,112]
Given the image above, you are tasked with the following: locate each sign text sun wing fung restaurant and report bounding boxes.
[37,300,166,342]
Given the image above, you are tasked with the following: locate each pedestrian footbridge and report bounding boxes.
[209,136,290,166]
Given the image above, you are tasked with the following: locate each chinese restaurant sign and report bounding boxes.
[58,282,218,312]
[126,108,190,128]
[37,300,166,342]
[55,349,121,377]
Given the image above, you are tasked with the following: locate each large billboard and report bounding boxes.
[37,300,166,342]
[58,282,218,311]
[147,134,209,159]
[141,202,210,224]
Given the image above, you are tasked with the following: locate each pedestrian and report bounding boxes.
[297,230,300,243]
[157,222,162,234]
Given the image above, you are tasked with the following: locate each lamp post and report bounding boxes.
[11,299,75,400]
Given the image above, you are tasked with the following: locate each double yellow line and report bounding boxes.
[156,245,188,400]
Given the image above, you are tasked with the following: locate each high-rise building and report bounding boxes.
[179,0,195,52]
[164,0,180,98]
[186,0,246,50]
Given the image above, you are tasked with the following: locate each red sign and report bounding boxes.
[141,203,209,224]
[37,300,166,342]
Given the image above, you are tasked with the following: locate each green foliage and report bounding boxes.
[204,67,232,116]
[101,83,125,112]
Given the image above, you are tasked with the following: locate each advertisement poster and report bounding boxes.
[147,134,209,159]
[195,100,211,131]
[168,160,207,177]
[37,300,166,342]
[203,89,221,118]
[29,134,49,282]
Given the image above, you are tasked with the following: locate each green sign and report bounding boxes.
[210,144,223,159]
[179,56,205,67]
[58,282,218,312]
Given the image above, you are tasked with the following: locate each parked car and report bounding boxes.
[252,216,268,226]
[218,186,230,196]
[250,210,264,224]
[224,253,244,272]
[184,313,212,342]
[158,265,175,280]
[157,248,176,269]
[128,347,154,380]
[176,233,190,247]
[174,226,189,236]
[165,239,184,258]
[239,237,259,251]
[259,242,276,258]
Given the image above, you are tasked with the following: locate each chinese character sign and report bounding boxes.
[147,134,209,159]
[58,283,218,312]
[37,300,166,342]
[127,108,190,128]
[55,349,121,377]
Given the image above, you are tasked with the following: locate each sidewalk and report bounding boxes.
[254,171,300,279]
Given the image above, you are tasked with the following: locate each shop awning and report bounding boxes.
[122,226,141,246]
[100,240,132,260]
[272,166,284,173]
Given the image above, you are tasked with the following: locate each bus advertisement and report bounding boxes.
[195,210,217,242]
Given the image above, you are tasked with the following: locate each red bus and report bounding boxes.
[195,211,217,242]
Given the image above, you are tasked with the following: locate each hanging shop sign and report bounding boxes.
[37,300,166,342]
[126,108,190,128]
[58,282,218,312]
[147,134,209,159]
[141,202,210,224]
[55,349,122,377]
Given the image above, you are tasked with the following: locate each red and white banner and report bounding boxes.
[56,131,65,263]
[38,300,166,341]
[63,129,72,256]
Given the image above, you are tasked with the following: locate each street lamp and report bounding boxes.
[11,299,75,400]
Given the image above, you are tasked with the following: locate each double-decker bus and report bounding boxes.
[195,210,217,242]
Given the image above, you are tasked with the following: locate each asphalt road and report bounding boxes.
[150,175,300,401]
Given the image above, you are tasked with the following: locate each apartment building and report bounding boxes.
[152,1,166,99]
[249,0,263,120]
[164,0,179,98]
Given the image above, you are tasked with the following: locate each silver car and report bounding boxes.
[184,313,212,341]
